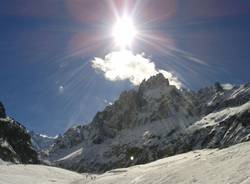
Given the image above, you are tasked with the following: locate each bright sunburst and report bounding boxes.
[112,15,137,49]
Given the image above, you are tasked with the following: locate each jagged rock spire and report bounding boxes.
[139,73,170,91]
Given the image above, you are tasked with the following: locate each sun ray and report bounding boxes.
[108,0,122,21]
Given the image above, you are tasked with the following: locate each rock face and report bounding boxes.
[46,74,250,173]
[0,103,39,164]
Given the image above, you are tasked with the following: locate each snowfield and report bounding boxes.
[0,164,82,184]
[83,141,250,184]
[2,141,250,184]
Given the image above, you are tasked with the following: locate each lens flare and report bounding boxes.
[112,15,137,49]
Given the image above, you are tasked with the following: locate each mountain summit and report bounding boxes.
[139,73,170,90]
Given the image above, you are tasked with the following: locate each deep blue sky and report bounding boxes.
[0,0,250,136]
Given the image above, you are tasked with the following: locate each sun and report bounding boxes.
[112,15,137,49]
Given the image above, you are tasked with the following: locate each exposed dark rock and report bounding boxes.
[0,103,39,164]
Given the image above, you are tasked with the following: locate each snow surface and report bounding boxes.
[57,148,83,162]
[0,164,82,184]
[81,141,250,184]
[2,141,250,184]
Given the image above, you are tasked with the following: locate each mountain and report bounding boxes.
[0,102,39,164]
[45,74,250,173]
[30,131,57,151]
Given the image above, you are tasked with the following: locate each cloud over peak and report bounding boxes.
[91,50,182,89]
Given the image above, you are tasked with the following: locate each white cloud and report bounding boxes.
[91,50,182,89]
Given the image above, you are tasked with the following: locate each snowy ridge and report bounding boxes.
[197,82,250,114]
[192,101,250,128]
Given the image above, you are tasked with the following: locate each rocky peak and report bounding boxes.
[86,73,198,145]
[53,125,83,149]
[139,73,170,91]
[0,102,6,118]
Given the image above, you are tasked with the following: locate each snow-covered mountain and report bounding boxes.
[0,102,39,164]
[45,73,250,173]
[30,131,57,151]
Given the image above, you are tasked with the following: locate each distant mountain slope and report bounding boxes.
[0,102,39,164]
[30,131,57,151]
[46,74,250,173]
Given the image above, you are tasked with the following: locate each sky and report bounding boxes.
[0,0,250,136]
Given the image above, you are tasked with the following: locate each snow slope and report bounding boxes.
[0,164,82,184]
[2,141,250,184]
[81,141,250,184]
